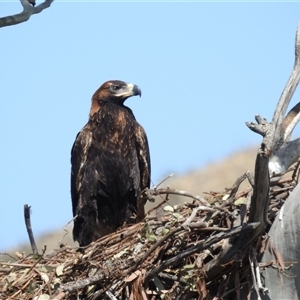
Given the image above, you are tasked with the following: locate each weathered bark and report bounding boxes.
[246,20,300,242]
[241,21,300,300]
[0,0,54,28]
[260,183,300,299]
[208,20,300,288]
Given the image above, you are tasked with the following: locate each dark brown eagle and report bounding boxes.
[71,80,151,247]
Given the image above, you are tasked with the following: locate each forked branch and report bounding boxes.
[209,22,300,281]
[246,20,300,230]
[0,0,54,28]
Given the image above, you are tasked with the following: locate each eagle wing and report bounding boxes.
[70,123,93,217]
[135,123,151,220]
[135,124,151,191]
[71,115,151,243]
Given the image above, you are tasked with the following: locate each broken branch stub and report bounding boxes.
[203,22,300,282]
[245,21,300,240]
[24,204,38,256]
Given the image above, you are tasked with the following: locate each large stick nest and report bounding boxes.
[1,165,299,300]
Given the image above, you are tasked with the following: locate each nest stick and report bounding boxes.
[145,222,259,283]
[24,204,38,255]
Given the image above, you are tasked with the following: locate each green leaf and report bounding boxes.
[161,228,169,235]
[234,197,246,206]
[182,264,195,270]
[147,234,157,242]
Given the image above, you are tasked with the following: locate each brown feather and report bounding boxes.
[71,80,150,246]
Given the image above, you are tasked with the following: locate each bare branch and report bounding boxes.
[182,205,203,227]
[150,187,210,206]
[145,222,259,283]
[246,115,270,137]
[24,204,38,256]
[244,21,300,236]
[221,23,300,288]
[269,138,300,174]
[247,22,300,153]
[246,23,300,180]
[0,0,54,28]
[281,101,300,141]
[256,24,300,176]
[132,227,183,271]
[272,20,300,151]
[152,173,174,189]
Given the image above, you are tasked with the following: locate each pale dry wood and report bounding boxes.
[205,21,300,283]
[150,188,210,206]
[145,222,259,284]
[247,20,300,233]
[272,21,300,151]
[281,101,300,141]
[269,138,300,174]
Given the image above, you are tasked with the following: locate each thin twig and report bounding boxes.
[158,272,188,285]
[249,249,262,300]
[58,216,76,246]
[132,227,183,271]
[151,188,210,206]
[182,205,203,228]
[152,173,174,189]
[221,281,250,298]
[145,222,259,283]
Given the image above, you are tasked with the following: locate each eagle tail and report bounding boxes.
[73,200,102,247]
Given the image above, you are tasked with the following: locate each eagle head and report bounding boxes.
[90,80,141,116]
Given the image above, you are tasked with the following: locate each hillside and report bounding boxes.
[167,146,257,197]
[1,146,257,257]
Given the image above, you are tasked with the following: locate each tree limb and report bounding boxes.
[281,101,300,142]
[0,0,54,28]
[206,21,300,284]
[246,21,300,229]
[272,20,300,152]
[269,138,300,174]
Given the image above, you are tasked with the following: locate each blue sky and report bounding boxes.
[1,2,300,251]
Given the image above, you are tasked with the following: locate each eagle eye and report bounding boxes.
[111,85,120,92]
